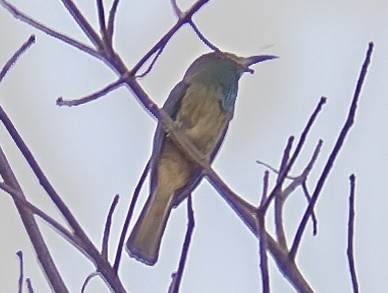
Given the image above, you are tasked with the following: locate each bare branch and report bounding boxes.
[113,160,150,272]
[131,0,210,74]
[0,182,86,254]
[0,106,125,292]
[81,272,99,293]
[136,47,165,78]
[290,42,374,259]
[260,171,269,206]
[189,20,218,51]
[282,140,323,200]
[301,182,318,236]
[107,0,120,43]
[57,75,127,107]
[59,0,104,49]
[258,171,270,293]
[0,35,35,83]
[16,251,24,293]
[0,145,68,291]
[288,97,327,167]
[2,1,362,291]
[169,194,195,293]
[0,105,85,237]
[256,160,299,180]
[260,96,327,216]
[347,174,359,293]
[102,194,120,258]
[26,278,34,293]
[274,136,294,248]
[283,140,322,236]
[0,0,101,59]
[260,136,294,213]
[171,0,183,18]
[96,0,107,37]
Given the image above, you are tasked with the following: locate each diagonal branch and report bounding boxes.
[0,35,35,83]
[102,194,120,259]
[260,97,327,213]
[131,0,210,74]
[290,42,374,259]
[0,0,101,59]
[0,146,68,292]
[59,0,104,49]
[0,105,126,292]
[57,75,127,107]
[107,0,120,44]
[0,182,91,258]
[113,160,150,272]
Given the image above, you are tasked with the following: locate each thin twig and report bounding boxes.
[57,75,127,107]
[282,140,323,236]
[16,251,24,293]
[0,0,101,60]
[0,182,89,257]
[136,47,165,78]
[168,194,195,293]
[261,97,327,213]
[286,97,327,172]
[113,160,150,272]
[347,174,359,293]
[80,272,99,293]
[274,136,294,248]
[290,42,374,259]
[131,0,210,74]
[256,160,297,179]
[0,35,35,83]
[282,140,323,201]
[96,0,107,37]
[0,106,85,239]
[258,171,270,293]
[59,0,104,50]
[260,171,269,206]
[301,182,318,236]
[277,137,293,184]
[0,106,125,292]
[189,20,218,51]
[171,0,183,18]
[102,194,120,258]
[26,278,34,293]
[107,0,120,43]
[1,181,122,291]
[260,136,294,213]
[0,146,68,292]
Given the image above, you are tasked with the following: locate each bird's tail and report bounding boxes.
[126,189,173,266]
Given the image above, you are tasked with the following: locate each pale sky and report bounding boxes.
[1,0,387,292]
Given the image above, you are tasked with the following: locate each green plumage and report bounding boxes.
[126,51,277,265]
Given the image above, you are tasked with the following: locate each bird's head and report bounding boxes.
[183,51,277,111]
[184,51,277,83]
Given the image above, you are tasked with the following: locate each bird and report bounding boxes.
[126,51,277,265]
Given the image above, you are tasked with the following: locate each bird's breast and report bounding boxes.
[176,83,230,155]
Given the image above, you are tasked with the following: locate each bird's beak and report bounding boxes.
[240,55,278,73]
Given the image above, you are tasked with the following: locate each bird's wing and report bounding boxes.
[171,109,233,208]
[150,81,189,191]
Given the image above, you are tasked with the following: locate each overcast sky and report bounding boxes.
[1,0,387,292]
